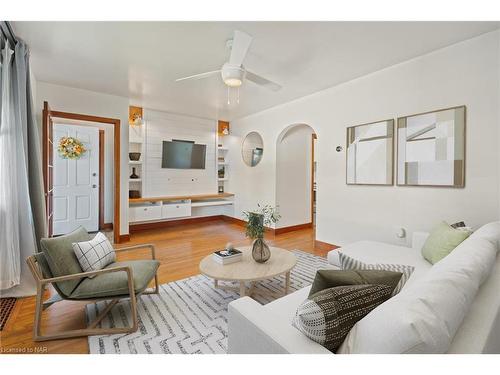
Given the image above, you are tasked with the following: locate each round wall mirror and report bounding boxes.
[242,132,264,167]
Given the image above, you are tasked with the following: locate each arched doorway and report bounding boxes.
[276,124,317,230]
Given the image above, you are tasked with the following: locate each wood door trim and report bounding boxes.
[42,102,54,236]
[42,102,122,243]
[311,133,317,225]
[98,130,105,230]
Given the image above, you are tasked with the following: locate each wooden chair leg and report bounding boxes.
[33,284,45,340]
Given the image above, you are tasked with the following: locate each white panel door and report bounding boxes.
[53,124,99,235]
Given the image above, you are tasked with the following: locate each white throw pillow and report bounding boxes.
[72,232,116,276]
[338,235,498,354]
[338,252,414,295]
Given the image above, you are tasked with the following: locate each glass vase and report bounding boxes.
[252,238,271,263]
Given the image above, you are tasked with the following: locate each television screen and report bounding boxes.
[161,140,206,169]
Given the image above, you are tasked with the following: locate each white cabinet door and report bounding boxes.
[53,124,99,235]
[162,202,191,219]
[129,205,162,222]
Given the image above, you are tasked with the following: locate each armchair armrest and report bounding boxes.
[114,243,156,260]
[38,265,133,286]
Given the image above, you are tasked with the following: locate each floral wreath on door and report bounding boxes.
[57,137,87,159]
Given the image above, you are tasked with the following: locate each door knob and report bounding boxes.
[92,172,97,177]
[92,184,97,188]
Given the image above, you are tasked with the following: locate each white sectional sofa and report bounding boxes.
[227,222,500,354]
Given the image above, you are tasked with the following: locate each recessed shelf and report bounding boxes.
[191,201,233,208]
[129,179,142,182]
[129,161,142,165]
[218,178,228,182]
[218,147,228,151]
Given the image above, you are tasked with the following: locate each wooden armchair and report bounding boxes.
[26,228,159,342]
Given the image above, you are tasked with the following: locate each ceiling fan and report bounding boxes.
[175,30,282,93]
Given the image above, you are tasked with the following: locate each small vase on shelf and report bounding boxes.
[130,167,139,179]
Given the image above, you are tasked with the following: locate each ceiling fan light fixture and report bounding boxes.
[221,63,244,88]
[223,77,242,87]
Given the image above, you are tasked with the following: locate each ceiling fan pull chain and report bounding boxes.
[227,86,230,105]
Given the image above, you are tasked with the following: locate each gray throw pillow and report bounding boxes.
[308,269,402,297]
[293,284,393,352]
[338,252,414,295]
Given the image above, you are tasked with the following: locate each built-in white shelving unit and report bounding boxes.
[127,114,235,226]
[217,145,229,193]
[129,120,145,199]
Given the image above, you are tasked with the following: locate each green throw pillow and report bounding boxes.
[421,221,471,264]
[308,269,402,298]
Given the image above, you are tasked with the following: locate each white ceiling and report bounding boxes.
[13,21,499,121]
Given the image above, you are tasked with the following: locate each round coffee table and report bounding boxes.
[199,246,297,298]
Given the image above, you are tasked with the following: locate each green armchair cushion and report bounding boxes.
[69,260,160,299]
[40,226,89,296]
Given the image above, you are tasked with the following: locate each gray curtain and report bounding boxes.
[0,26,46,297]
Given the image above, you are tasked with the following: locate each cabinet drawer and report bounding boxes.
[129,204,162,222]
[162,202,191,219]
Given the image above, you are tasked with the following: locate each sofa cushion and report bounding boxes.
[293,284,393,352]
[69,260,159,299]
[308,269,402,297]
[421,221,471,264]
[339,252,414,295]
[72,232,116,276]
[338,234,498,354]
[40,226,89,297]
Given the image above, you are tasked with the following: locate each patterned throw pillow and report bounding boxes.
[293,284,393,352]
[338,252,414,295]
[72,232,116,276]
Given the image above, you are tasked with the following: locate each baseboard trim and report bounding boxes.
[130,215,226,233]
[274,222,313,235]
[315,239,339,252]
[221,215,276,233]
[100,222,113,230]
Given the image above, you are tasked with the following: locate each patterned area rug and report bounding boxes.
[86,250,329,354]
[0,298,17,331]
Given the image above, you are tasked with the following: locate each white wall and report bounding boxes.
[143,109,218,197]
[276,125,314,228]
[35,82,130,236]
[229,31,500,246]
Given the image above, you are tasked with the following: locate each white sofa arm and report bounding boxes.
[412,231,429,252]
[227,297,331,354]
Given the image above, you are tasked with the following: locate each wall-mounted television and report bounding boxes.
[161,140,206,169]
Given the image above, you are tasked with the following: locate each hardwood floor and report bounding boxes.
[0,219,335,354]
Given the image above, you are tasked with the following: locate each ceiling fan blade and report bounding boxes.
[229,30,252,66]
[175,70,220,82]
[246,71,282,91]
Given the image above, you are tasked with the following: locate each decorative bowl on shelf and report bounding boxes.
[129,190,141,199]
[129,152,141,161]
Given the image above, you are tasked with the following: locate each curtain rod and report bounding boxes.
[0,21,18,46]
